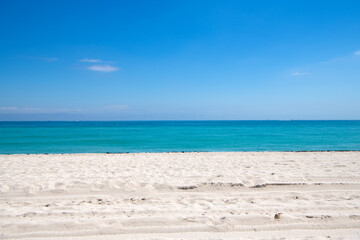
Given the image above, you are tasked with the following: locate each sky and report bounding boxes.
[0,0,360,120]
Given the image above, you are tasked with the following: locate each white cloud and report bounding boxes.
[355,50,360,56]
[87,65,119,72]
[291,72,309,76]
[79,58,102,63]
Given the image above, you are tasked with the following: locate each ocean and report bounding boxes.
[0,121,359,154]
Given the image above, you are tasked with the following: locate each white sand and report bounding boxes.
[1,152,360,239]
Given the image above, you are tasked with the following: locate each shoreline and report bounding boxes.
[1,149,360,156]
[1,151,360,239]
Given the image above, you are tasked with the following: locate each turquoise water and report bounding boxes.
[0,121,359,154]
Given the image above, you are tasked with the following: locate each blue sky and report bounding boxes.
[0,0,360,120]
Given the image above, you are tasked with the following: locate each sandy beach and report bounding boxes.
[1,151,360,239]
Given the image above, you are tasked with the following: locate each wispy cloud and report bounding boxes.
[0,107,18,111]
[42,57,58,62]
[291,72,309,76]
[79,58,102,63]
[78,58,119,72]
[0,107,42,112]
[87,65,120,72]
[319,57,346,65]
[0,107,88,114]
[316,49,360,65]
[48,108,85,113]
[104,105,129,111]
[0,106,129,114]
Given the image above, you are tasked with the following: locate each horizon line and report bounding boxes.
[0,119,360,122]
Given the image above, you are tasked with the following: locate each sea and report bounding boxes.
[0,121,359,154]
